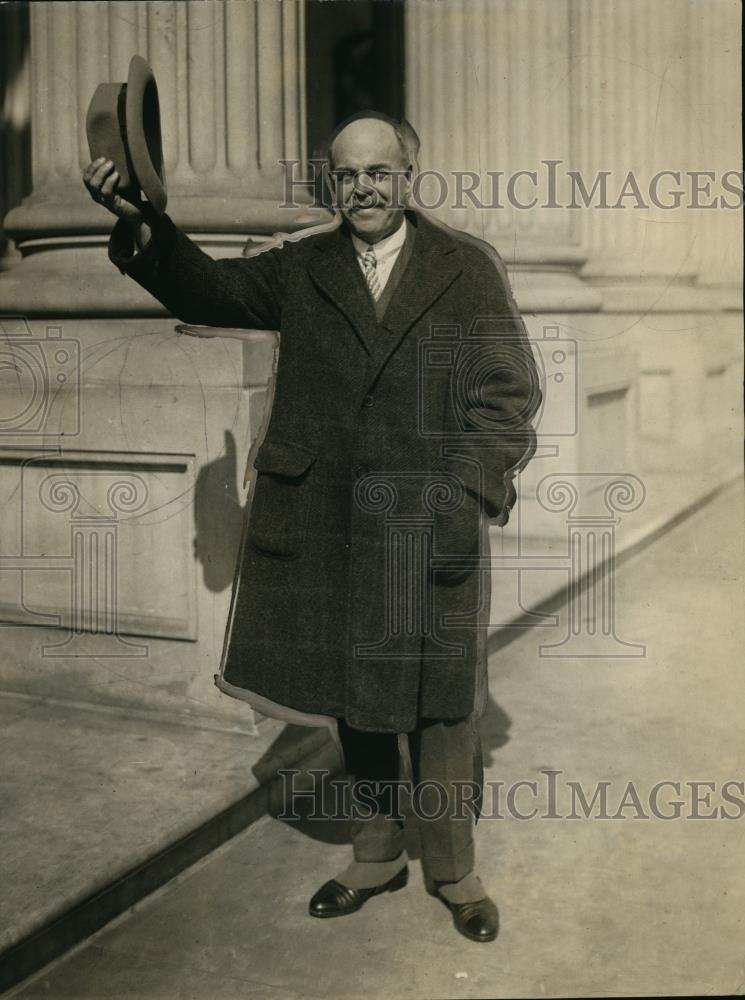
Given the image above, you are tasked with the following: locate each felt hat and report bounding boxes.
[86,54,167,214]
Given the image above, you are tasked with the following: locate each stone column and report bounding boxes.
[573,0,742,310]
[0,1,31,271]
[405,0,601,313]
[690,0,742,292]
[0,0,326,315]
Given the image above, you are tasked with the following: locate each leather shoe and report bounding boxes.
[308,865,408,918]
[438,893,499,942]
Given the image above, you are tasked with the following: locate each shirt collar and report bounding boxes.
[350,217,408,260]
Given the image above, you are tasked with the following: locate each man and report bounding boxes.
[83,113,540,943]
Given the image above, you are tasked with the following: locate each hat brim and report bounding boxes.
[125,55,167,215]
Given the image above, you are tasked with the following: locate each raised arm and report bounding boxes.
[83,158,284,331]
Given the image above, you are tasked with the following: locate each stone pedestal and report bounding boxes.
[0,318,275,732]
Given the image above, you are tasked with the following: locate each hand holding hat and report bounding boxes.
[83,157,146,226]
[83,55,167,241]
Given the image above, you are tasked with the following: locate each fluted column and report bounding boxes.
[690,0,742,292]
[0,1,31,271]
[1,0,325,314]
[573,0,742,309]
[405,0,601,312]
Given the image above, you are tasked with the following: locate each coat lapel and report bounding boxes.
[306,212,463,384]
[307,227,378,354]
[365,212,462,391]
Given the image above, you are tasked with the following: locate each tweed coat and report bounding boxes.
[110,209,541,733]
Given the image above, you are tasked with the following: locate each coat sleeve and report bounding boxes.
[108,211,285,330]
[459,243,542,526]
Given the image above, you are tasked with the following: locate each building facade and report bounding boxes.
[0,0,741,732]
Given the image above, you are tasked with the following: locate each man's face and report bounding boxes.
[327,119,411,244]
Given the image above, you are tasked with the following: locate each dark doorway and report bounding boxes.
[305,0,405,164]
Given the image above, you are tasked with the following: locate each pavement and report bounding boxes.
[8,481,745,1000]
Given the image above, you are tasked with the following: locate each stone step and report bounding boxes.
[0,698,339,993]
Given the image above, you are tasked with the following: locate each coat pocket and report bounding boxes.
[433,489,483,584]
[246,437,318,559]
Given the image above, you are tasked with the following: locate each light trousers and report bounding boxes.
[337,715,481,884]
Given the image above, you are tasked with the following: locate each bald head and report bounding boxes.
[328,117,410,172]
[326,115,413,244]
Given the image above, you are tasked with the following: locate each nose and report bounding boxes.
[352,171,374,196]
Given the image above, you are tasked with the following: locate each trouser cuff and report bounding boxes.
[420,839,475,884]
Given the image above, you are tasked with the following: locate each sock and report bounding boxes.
[436,872,486,904]
[337,851,407,890]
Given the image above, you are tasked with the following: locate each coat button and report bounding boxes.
[362,394,375,408]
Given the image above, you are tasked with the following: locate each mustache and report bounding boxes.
[347,189,383,208]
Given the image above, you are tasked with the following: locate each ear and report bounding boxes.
[322,162,340,211]
[397,164,413,209]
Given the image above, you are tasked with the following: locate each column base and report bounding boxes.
[0,192,333,317]
[487,240,603,314]
[583,276,742,313]
[4,188,330,240]
[509,266,603,313]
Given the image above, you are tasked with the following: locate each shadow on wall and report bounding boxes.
[0,2,31,266]
[194,429,245,593]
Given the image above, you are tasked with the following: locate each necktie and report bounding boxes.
[362,246,381,300]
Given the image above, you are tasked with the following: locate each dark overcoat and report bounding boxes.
[110,209,540,733]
